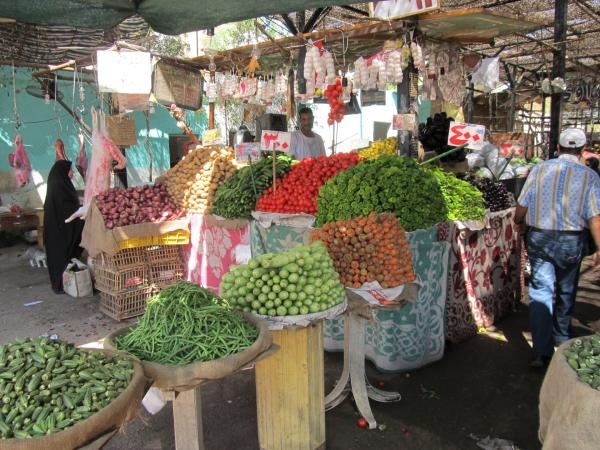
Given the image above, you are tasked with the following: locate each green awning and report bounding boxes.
[0,0,356,35]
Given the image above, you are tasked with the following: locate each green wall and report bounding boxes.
[0,66,207,207]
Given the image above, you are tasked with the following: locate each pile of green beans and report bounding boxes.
[0,337,133,440]
[564,333,600,390]
[114,282,259,365]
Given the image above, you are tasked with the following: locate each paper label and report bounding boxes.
[235,142,262,162]
[448,121,486,151]
[202,129,223,146]
[260,130,291,152]
[97,50,151,94]
[392,114,416,131]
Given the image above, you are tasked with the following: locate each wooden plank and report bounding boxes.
[418,8,543,43]
[255,323,325,450]
[173,388,204,450]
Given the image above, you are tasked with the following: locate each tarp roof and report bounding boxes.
[0,0,357,36]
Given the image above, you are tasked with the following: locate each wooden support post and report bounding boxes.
[173,388,204,450]
[549,0,568,158]
[255,323,325,450]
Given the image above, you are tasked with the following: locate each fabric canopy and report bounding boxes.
[0,0,355,35]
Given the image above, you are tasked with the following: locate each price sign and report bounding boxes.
[392,114,416,131]
[235,142,261,162]
[97,50,152,94]
[448,121,486,151]
[202,129,223,146]
[260,130,291,152]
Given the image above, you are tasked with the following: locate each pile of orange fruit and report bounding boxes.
[312,212,415,288]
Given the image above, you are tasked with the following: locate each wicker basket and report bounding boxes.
[145,245,182,264]
[95,248,145,269]
[99,287,155,321]
[149,259,184,288]
[95,264,148,294]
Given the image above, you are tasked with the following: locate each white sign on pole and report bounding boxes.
[447,121,486,151]
[235,142,262,162]
[97,50,152,94]
[260,130,291,152]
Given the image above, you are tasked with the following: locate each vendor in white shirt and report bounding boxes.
[291,107,326,160]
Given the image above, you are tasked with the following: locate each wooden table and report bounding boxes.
[325,305,402,430]
[255,322,326,450]
[0,209,40,232]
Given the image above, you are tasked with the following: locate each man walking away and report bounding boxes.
[515,128,600,368]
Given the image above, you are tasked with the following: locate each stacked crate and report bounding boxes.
[95,245,185,321]
[145,245,185,288]
[95,247,153,321]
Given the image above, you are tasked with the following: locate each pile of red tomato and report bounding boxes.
[256,152,361,214]
[324,78,346,125]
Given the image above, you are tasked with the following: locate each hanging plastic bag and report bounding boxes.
[345,93,361,115]
[471,57,500,91]
[7,134,32,187]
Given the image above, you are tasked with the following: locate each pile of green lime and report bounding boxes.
[220,242,346,316]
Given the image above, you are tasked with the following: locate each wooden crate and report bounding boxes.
[149,258,184,288]
[145,245,182,264]
[255,322,325,450]
[95,264,148,293]
[99,286,155,321]
[95,247,145,269]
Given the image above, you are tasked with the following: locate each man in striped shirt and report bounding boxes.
[515,128,600,369]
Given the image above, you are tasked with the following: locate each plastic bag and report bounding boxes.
[62,258,93,298]
[471,57,499,91]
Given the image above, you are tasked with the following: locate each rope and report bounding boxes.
[12,63,21,130]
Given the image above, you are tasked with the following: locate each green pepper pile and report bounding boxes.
[212,155,293,219]
[0,337,133,440]
[316,155,447,231]
[427,168,486,221]
[564,333,600,390]
[114,282,258,365]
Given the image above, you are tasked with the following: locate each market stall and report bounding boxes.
[438,208,522,343]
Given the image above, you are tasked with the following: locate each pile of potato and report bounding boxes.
[164,145,239,213]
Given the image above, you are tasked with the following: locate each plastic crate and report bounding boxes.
[145,245,182,264]
[149,259,184,288]
[95,264,148,294]
[95,248,145,269]
[118,229,190,250]
[99,286,155,321]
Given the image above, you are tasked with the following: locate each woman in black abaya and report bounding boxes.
[44,160,84,294]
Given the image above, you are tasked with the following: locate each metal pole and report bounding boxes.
[396,62,413,157]
[541,94,546,158]
[549,0,568,158]
[467,78,474,123]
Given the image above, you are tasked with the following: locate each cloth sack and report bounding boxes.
[539,338,600,449]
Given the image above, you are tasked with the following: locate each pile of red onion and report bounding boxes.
[96,184,183,229]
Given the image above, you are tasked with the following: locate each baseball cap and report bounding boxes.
[559,128,586,148]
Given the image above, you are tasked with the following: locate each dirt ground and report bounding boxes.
[1,241,599,450]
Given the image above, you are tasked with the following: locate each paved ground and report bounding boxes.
[1,241,599,450]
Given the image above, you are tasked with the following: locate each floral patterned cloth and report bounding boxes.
[183,214,250,294]
[250,221,313,257]
[324,227,451,373]
[438,208,521,343]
